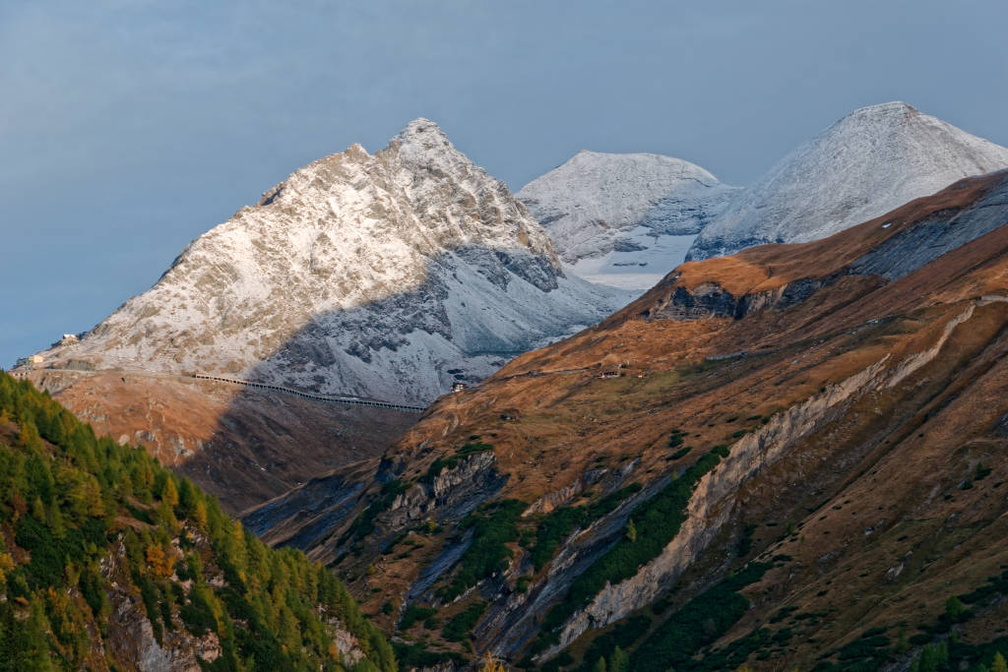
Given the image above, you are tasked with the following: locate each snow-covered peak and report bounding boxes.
[35,120,628,403]
[688,102,1008,260]
[517,150,738,288]
[395,117,450,143]
[389,117,459,167]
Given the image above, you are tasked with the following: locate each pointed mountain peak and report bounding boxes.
[385,117,474,173]
[400,116,447,135]
[393,117,452,149]
[687,102,1008,260]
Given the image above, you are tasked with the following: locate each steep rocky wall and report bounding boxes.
[387,450,507,530]
[534,305,979,658]
[645,277,830,321]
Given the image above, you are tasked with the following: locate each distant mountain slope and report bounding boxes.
[688,101,1008,260]
[517,151,737,289]
[17,120,629,512]
[0,371,395,671]
[32,119,626,406]
[245,171,1008,670]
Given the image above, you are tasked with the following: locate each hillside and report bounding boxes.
[687,102,1008,260]
[245,170,1008,670]
[0,371,394,671]
[15,119,627,513]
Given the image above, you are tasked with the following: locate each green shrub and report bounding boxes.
[442,601,487,642]
[440,499,525,600]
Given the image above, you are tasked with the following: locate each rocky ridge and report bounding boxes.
[244,171,1008,670]
[29,119,628,406]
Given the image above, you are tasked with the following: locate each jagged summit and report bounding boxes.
[29,120,626,407]
[517,150,738,289]
[389,117,467,170]
[687,101,1008,260]
[394,116,450,145]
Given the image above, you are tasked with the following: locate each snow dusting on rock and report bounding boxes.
[36,119,630,404]
[688,101,1008,260]
[517,151,738,289]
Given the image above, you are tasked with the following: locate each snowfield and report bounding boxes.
[517,151,737,286]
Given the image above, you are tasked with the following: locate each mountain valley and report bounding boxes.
[6,102,1008,672]
[243,169,1008,671]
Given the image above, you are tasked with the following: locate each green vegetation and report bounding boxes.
[576,616,649,672]
[628,562,771,672]
[0,372,395,671]
[810,565,1008,672]
[442,601,487,642]
[534,445,732,650]
[523,484,642,571]
[390,641,465,668]
[399,604,437,630]
[344,478,410,543]
[439,499,526,601]
[669,446,692,460]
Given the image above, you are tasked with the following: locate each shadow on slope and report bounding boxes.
[235,170,1008,665]
[181,244,626,514]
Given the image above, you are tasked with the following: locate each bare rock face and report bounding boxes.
[688,102,1008,260]
[30,119,628,406]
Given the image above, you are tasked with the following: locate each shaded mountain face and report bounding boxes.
[688,101,1008,260]
[246,172,1008,670]
[517,151,738,289]
[18,119,628,512]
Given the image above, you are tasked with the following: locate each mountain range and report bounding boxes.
[518,102,1008,279]
[245,168,1008,670]
[516,151,738,289]
[7,101,1008,671]
[17,119,627,511]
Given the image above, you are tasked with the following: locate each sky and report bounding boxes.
[1,0,1007,368]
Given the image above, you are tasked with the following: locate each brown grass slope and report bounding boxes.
[244,171,1008,669]
[20,370,416,514]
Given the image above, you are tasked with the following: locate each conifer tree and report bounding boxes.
[610,646,629,672]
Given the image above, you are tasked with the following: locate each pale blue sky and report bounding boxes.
[2,1,1006,367]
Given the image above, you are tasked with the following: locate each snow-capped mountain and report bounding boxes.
[517,151,738,289]
[687,101,1008,260]
[34,119,629,405]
